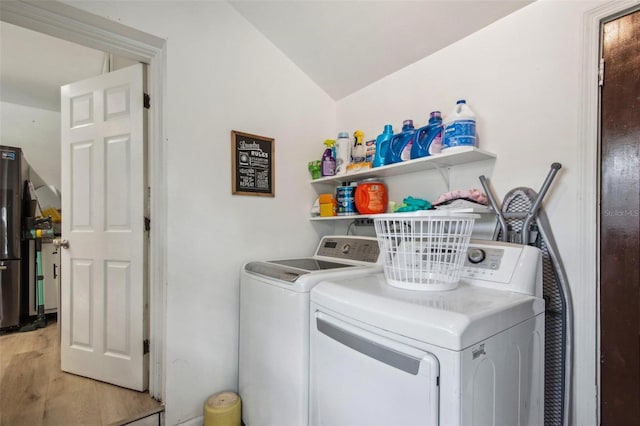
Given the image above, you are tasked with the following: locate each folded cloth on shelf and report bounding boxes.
[434,199,488,211]
[432,189,488,206]
[393,196,432,212]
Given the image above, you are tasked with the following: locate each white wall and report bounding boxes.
[0,101,61,191]
[336,1,603,425]
[65,1,335,424]
[56,0,616,425]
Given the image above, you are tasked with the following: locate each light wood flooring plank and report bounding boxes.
[1,320,162,426]
[0,349,52,426]
[0,327,36,372]
[43,387,103,426]
[95,380,162,425]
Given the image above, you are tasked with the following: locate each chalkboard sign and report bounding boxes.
[231,130,275,197]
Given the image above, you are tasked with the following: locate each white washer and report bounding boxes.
[239,235,382,426]
[309,240,545,426]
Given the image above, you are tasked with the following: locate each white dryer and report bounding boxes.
[239,235,382,426]
[309,240,545,426]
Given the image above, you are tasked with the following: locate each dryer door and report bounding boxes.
[310,311,439,426]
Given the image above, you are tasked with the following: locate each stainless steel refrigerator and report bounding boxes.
[0,145,25,330]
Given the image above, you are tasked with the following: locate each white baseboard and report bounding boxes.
[175,416,203,426]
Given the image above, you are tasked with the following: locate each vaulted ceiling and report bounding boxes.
[0,1,532,111]
[229,1,533,100]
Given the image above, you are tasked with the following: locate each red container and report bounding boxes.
[355,180,388,214]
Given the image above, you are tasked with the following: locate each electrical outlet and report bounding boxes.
[354,218,374,226]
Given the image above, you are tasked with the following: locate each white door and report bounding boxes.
[60,64,147,391]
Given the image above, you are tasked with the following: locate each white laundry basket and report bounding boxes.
[373,211,478,291]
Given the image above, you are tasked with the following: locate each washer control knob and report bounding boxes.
[341,243,351,254]
[468,248,486,264]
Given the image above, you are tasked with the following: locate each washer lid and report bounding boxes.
[245,259,357,282]
[311,273,544,351]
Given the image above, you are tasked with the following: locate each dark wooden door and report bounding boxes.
[600,8,640,425]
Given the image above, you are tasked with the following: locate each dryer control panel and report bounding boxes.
[460,240,542,297]
[315,236,380,264]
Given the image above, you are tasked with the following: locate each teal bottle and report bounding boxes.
[372,124,394,168]
[411,111,443,159]
[385,120,415,165]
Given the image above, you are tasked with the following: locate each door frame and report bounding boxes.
[0,0,167,400]
[579,0,640,424]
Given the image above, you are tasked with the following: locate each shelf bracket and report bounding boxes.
[430,162,450,190]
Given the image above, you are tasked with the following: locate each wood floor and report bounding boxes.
[0,319,162,426]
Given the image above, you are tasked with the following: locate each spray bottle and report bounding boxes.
[321,139,336,176]
[351,130,366,164]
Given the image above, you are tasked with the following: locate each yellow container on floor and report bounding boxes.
[204,391,241,426]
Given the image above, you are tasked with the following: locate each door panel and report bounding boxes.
[600,8,640,424]
[70,141,93,229]
[70,259,93,348]
[310,312,439,426]
[105,260,131,356]
[61,64,146,391]
[105,136,132,229]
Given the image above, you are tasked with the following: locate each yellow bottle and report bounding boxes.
[347,130,372,173]
[352,130,365,163]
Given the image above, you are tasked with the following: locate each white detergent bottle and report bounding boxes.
[442,99,476,151]
[335,131,351,175]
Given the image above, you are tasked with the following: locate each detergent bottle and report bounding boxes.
[411,111,443,159]
[385,119,416,164]
[335,131,351,175]
[364,138,376,163]
[320,139,336,176]
[372,124,393,168]
[442,99,476,150]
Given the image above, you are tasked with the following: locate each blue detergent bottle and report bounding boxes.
[385,119,416,165]
[372,124,394,168]
[411,111,443,159]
